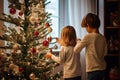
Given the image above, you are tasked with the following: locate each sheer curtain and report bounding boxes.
[60,0,97,80]
[68,0,97,38]
[68,0,97,80]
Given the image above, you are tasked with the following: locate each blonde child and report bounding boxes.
[46,26,81,80]
[74,13,107,80]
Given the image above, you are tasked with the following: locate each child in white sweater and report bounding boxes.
[46,26,81,80]
[74,13,107,80]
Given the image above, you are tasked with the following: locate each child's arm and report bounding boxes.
[77,38,81,43]
[45,46,66,64]
[74,36,88,54]
[56,38,60,44]
[45,52,60,63]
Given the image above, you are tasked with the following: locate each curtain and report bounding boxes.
[63,0,97,80]
[68,0,97,38]
[69,1,97,80]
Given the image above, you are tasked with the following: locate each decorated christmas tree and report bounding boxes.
[0,0,61,80]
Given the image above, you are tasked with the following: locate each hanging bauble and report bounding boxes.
[45,22,50,28]
[9,8,16,14]
[42,40,49,46]
[31,47,37,54]
[29,16,36,24]
[34,31,39,36]
[13,44,19,50]
[19,11,23,16]
[0,52,7,59]
[29,73,36,80]
[19,67,24,73]
[47,27,52,33]
[47,36,52,42]
[9,63,15,69]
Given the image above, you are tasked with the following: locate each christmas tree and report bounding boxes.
[0,0,61,80]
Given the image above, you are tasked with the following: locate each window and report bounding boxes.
[45,0,59,38]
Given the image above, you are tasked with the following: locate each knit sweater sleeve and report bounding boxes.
[74,35,89,54]
[51,46,65,64]
[51,55,60,63]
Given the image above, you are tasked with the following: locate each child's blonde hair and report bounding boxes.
[60,26,77,46]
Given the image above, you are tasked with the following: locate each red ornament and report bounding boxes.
[42,40,49,46]
[19,11,23,16]
[45,22,50,28]
[47,36,52,42]
[31,47,36,54]
[9,8,16,14]
[19,67,24,73]
[34,31,39,36]
[35,22,39,27]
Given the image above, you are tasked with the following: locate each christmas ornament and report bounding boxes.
[29,73,36,80]
[9,8,16,14]
[13,44,19,50]
[19,11,23,16]
[19,67,24,73]
[9,64,19,74]
[47,27,52,33]
[31,47,37,54]
[29,16,36,24]
[47,36,52,42]
[34,31,39,36]
[12,50,17,54]
[0,52,7,59]
[45,22,50,27]
[42,40,49,46]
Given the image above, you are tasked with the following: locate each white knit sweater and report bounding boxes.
[51,46,81,78]
[74,33,107,72]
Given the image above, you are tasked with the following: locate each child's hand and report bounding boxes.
[45,52,52,59]
[56,38,60,43]
[77,38,81,43]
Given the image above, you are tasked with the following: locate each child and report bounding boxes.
[74,13,107,80]
[46,26,81,80]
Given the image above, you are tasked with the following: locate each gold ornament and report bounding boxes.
[47,27,52,33]
[29,73,36,80]
[13,44,19,50]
